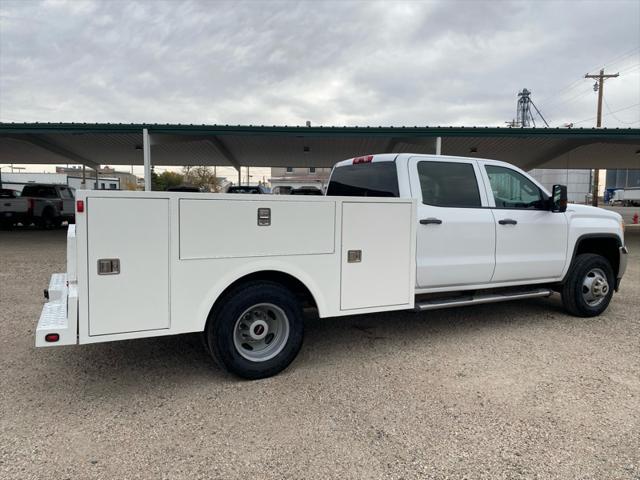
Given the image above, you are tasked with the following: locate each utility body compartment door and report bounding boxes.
[340,201,414,310]
[87,197,170,336]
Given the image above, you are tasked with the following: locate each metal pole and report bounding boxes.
[435,137,442,155]
[94,167,99,190]
[82,165,86,188]
[143,128,151,191]
[585,69,618,207]
[237,168,241,185]
[247,166,250,185]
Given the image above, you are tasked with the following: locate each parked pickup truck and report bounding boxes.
[20,183,75,227]
[0,188,30,228]
[36,154,628,379]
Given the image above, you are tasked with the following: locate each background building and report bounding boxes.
[56,166,138,190]
[270,167,331,194]
[529,168,592,204]
[1,171,120,192]
[606,169,640,189]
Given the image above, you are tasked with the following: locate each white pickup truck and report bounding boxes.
[37,154,628,379]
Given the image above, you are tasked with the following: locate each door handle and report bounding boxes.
[420,217,443,225]
[498,219,518,225]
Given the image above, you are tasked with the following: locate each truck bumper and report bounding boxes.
[615,246,628,291]
[36,273,78,347]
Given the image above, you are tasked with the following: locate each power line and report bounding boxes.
[571,102,639,125]
[590,46,639,72]
[603,97,640,124]
[537,47,640,107]
[617,63,640,75]
[542,84,593,114]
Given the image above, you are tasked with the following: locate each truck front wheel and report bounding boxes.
[561,253,614,317]
[205,281,304,379]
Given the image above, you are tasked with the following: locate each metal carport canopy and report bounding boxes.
[0,123,639,171]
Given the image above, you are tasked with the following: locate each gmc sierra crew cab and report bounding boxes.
[36,154,627,379]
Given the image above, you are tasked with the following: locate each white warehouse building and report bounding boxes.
[529,169,592,204]
[1,172,120,192]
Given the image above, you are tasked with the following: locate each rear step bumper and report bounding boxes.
[415,288,553,311]
[36,273,78,347]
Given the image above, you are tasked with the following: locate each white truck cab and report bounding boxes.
[37,154,628,379]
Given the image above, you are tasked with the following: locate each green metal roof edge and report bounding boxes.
[1,122,639,138]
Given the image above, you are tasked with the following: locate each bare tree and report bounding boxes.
[182,166,220,192]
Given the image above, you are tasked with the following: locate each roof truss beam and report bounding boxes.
[6,134,100,170]
[148,133,241,171]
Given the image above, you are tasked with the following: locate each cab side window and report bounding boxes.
[485,165,545,209]
[417,161,481,207]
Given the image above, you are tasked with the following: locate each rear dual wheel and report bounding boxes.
[36,209,62,229]
[205,281,304,379]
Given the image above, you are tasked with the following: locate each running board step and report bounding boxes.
[415,288,553,312]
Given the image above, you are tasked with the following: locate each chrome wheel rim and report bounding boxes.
[233,303,290,362]
[581,268,609,307]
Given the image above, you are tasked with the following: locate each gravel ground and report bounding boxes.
[1,228,639,480]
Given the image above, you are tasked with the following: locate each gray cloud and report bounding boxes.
[0,0,638,128]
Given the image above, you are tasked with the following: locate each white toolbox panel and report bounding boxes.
[179,199,335,260]
[340,202,413,310]
[87,197,170,336]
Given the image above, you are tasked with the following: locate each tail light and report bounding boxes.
[76,200,84,213]
[45,333,59,343]
[353,155,373,164]
[27,198,34,214]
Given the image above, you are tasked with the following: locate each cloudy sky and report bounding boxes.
[1,0,639,131]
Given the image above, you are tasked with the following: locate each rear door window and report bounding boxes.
[21,185,58,198]
[326,162,399,197]
[417,161,481,207]
[59,187,74,199]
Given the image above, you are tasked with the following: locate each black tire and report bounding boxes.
[36,208,57,229]
[561,253,614,317]
[205,281,304,379]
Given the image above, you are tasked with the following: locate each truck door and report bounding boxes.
[87,197,170,336]
[409,157,496,289]
[481,163,568,282]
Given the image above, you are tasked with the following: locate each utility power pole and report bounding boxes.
[585,68,619,206]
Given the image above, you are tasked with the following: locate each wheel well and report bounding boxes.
[209,271,318,319]
[573,236,620,278]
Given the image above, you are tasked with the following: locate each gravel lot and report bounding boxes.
[1,227,639,480]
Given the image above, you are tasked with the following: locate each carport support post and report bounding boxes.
[143,128,151,191]
[237,168,241,186]
[435,137,442,155]
[81,164,86,188]
[94,167,99,189]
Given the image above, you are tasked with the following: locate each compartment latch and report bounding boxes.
[97,258,120,275]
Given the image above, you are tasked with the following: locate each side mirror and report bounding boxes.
[551,184,568,212]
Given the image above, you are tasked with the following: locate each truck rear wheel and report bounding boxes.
[205,281,304,379]
[36,208,59,229]
[561,253,614,317]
